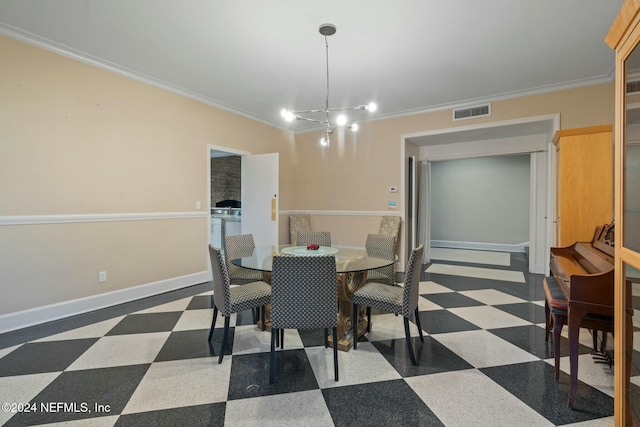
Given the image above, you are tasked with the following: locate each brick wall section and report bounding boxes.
[211,156,241,206]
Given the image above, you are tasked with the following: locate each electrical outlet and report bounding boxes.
[98,271,107,283]
[195,200,201,209]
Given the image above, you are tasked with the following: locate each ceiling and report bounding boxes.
[0,1,624,137]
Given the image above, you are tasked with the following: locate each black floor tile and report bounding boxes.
[322,379,443,427]
[5,364,150,426]
[0,339,98,376]
[416,310,480,334]
[115,403,226,427]
[186,295,213,310]
[298,328,328,347]
[227,349,319,400]
[106,313,183,336]
[495,302,547,323]
[481,360,614,425]
[489,325,592,359]
[372,336,473,377]
[154,329,221,362]
[424,292,485,308]
[235,309,259,326]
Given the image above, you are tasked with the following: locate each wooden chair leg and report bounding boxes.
[352,302,359,350]
[219,316,230,364]
[544,301,551,342]
[270,327,276,384]
[333,326,339,381]
[208,306,218,341]
[414,308,424,342]
[404,317,417,365]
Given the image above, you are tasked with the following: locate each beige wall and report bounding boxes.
[0,35,292,317]
[0,32,615,325]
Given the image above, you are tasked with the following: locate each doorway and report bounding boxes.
[402,114,559,274]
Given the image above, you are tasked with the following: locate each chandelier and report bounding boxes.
[280,23,377,147]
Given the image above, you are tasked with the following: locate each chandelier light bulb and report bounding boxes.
[280,109,295,122]
[366,102,377,112]
[320,137,330,146]
[350,123,359,132]
[336,115,347,126]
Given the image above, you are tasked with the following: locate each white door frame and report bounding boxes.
[400,113,559,274]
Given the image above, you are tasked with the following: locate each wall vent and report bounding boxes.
[452,103,491,121]
[627,80,640,94]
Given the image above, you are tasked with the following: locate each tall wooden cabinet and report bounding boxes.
[606,1,640,424]
[553,125,613,247]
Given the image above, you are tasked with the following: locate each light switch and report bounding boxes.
[196,201,201,209]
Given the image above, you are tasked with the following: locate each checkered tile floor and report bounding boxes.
[0,250,618,426]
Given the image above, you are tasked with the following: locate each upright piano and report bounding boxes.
[548,224,615,408]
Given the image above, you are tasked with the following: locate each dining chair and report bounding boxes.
[352,244,425,365]
[297,231,331,246]
[365,233,396,286]
[289,214,311,245]
[269,255,339,383]
[378,216,401,242]
[224,234,263,284]
[208,245,271,364]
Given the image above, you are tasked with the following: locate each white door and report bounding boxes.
[241,153,279,246]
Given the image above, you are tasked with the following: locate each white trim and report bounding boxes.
[0,271,210,334]
[0,23,286,132]
[0,212,207,226]
[431,240,529,253]
[279,210,401,217]
[0,23,611,136]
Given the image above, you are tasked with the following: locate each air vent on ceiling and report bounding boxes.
[627,80,640,94]
[452,103,491,121]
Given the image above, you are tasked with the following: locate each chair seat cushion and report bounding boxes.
[229,281,272,313]
[353,281,403,314]
[543,276,568,312]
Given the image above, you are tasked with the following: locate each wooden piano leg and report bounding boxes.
[544,300,551,342]
[553,311,565,381]
[567,308,587,409]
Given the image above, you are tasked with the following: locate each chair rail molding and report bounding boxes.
[0,211,208,226]
[280,210,401,217]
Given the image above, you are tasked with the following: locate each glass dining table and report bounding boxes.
[231,245,395,351]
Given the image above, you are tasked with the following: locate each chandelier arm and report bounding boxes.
[325,105,367,112]
[294,116,326,124]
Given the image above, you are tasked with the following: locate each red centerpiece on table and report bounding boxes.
[307,244,320,250]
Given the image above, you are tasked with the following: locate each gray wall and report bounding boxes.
[211,156,241,206]
[430,154,530,245]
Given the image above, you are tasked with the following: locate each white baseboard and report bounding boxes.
[430,240,529,253]
[0,271,210,334]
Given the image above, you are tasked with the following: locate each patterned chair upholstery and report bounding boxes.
[224,234,263,283]
[352,244,424,365]
[289,214,311,245]
[269,255,339,383]
[378,216,401,240]
[365,233,396,286]
[208,245,271,364]
[296,231,331,247]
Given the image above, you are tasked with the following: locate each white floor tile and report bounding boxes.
[561,416,614,426]
[34,317,125,342]
[417,281,454,294]
[430,247,511,266]
[366,313,422,342]
[172,309,213,331]
[134,297,192,314]
[449,306,531,329]
[224,390,334,427]
[306,341,401,388]
[426,263,525,283]
[433,330,538,368]
[122,357,230,414]
[459,289,526,305]
[0,345,20,359]
[0,372,61,425]
[552,354,615,397]
[418,295,442,311]
[406,369,553,427]
[233,326,302,355]
[66,333,169,370]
